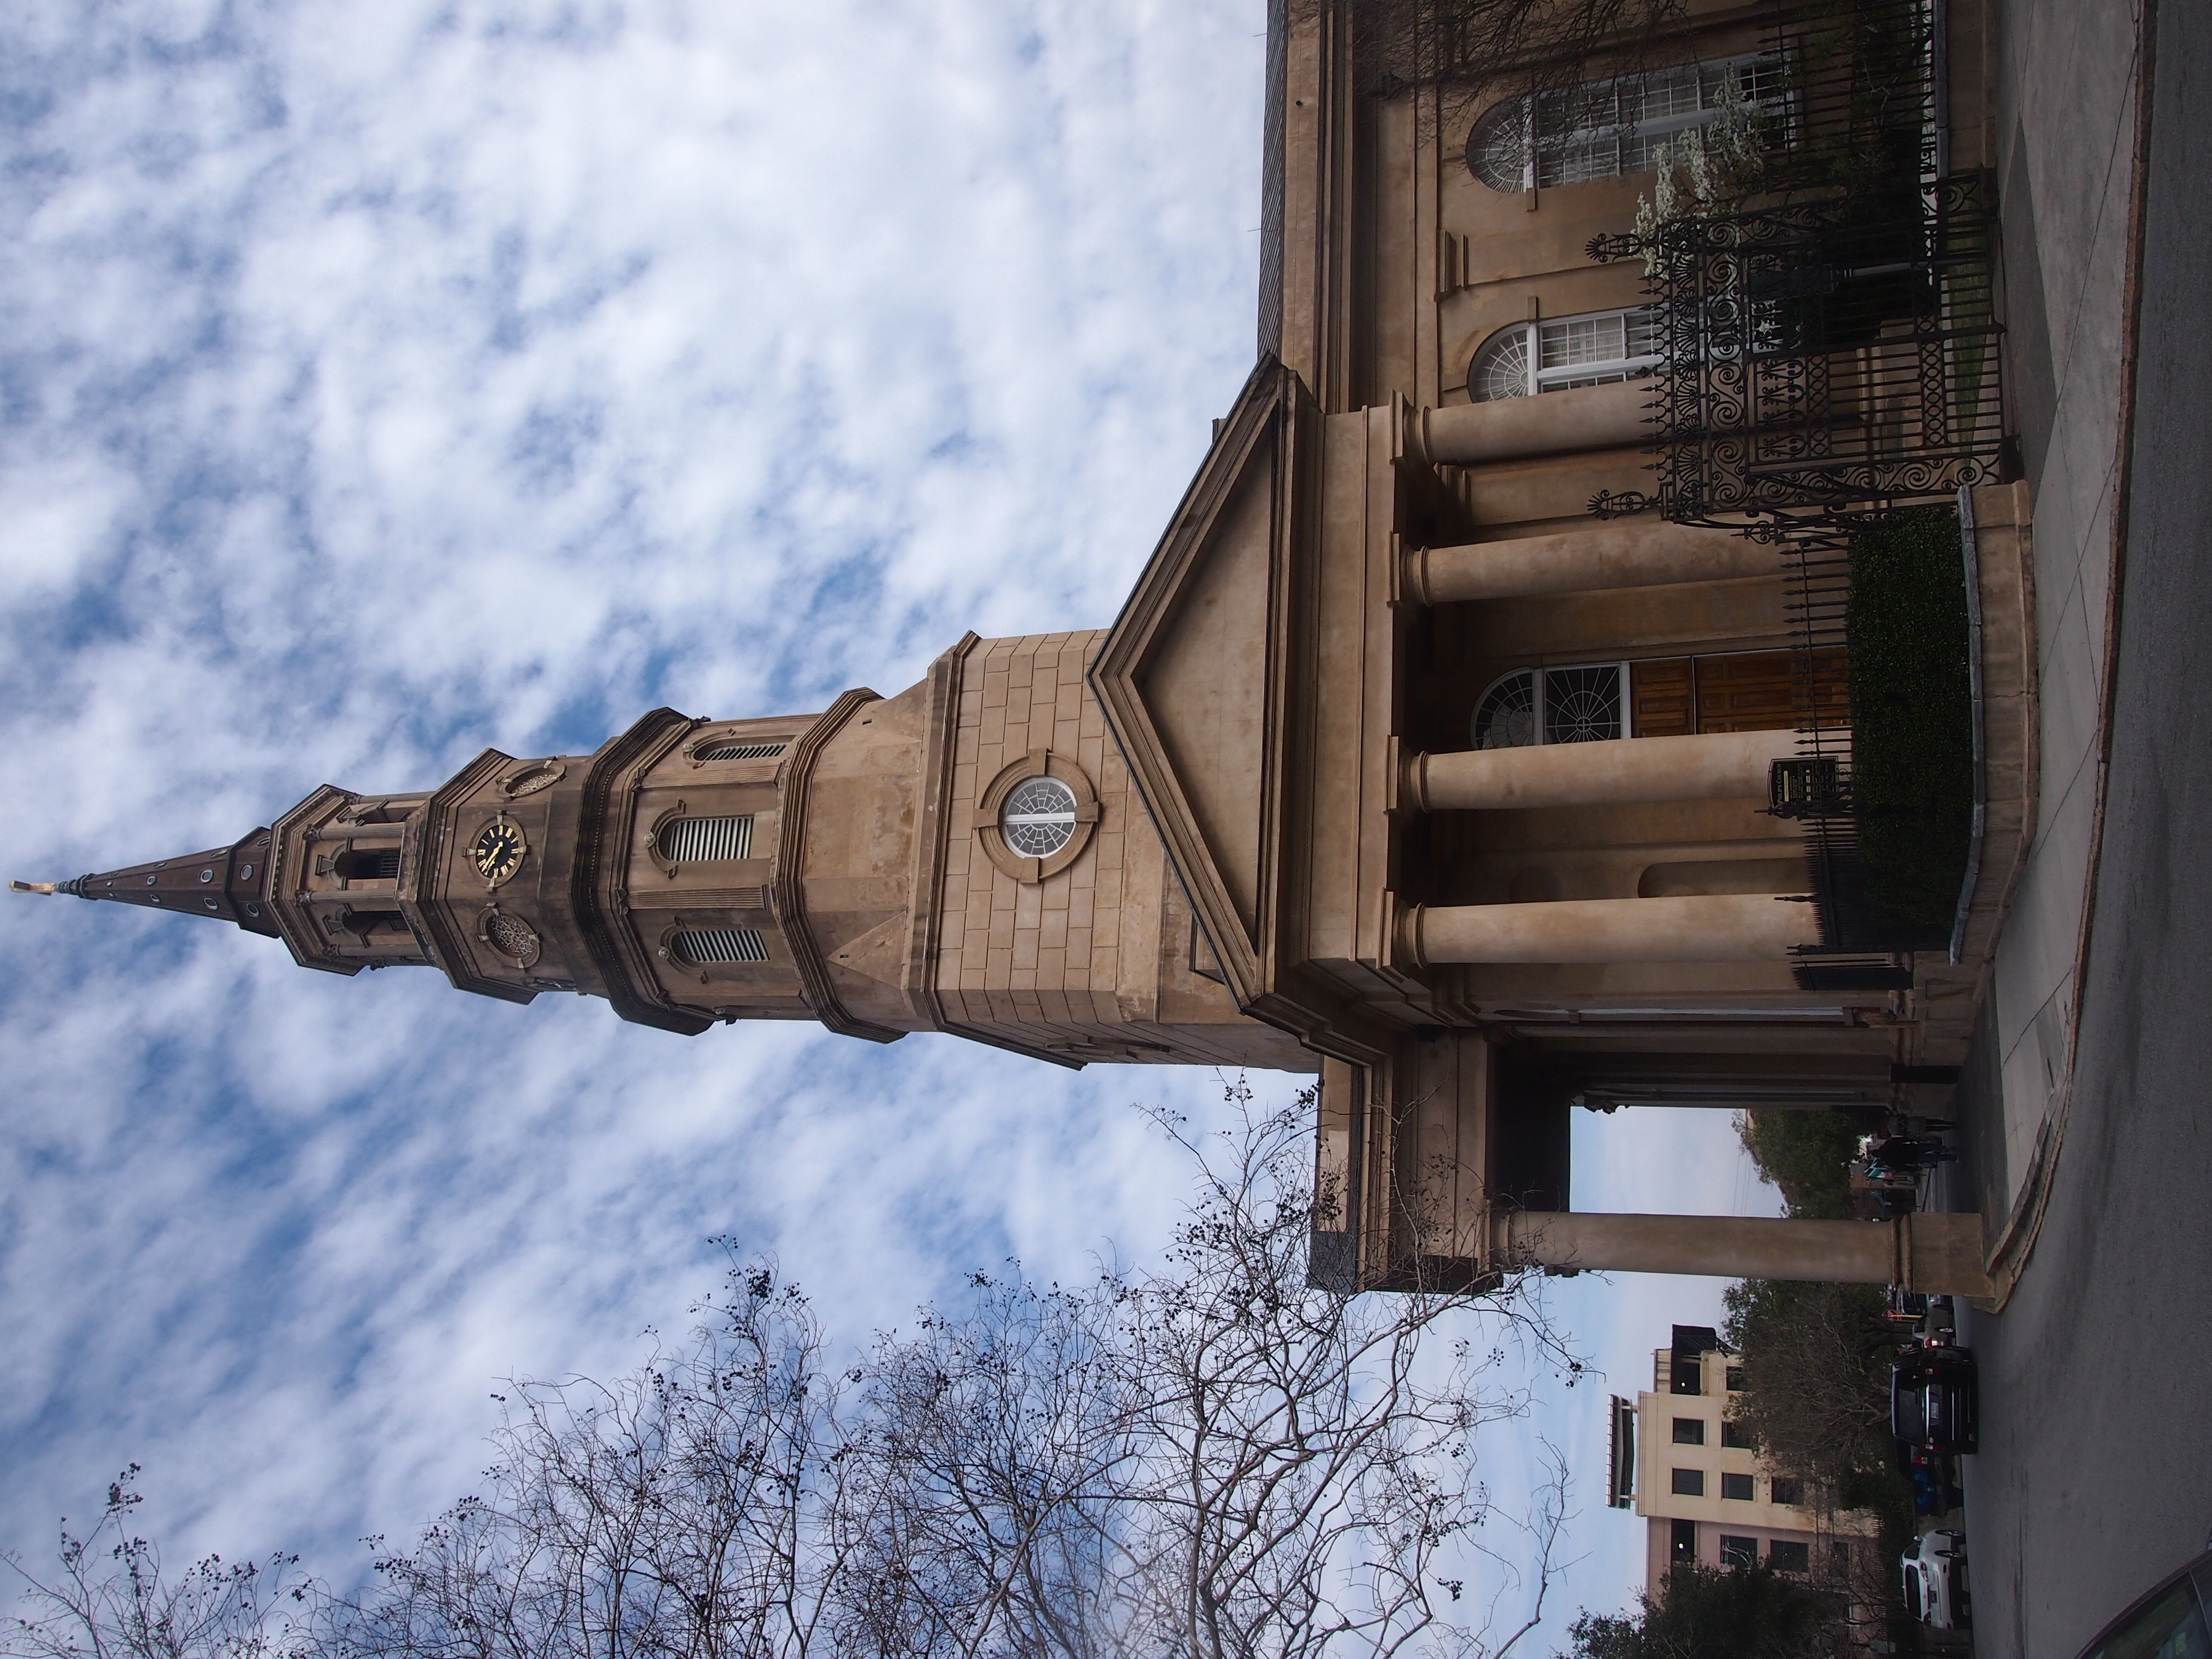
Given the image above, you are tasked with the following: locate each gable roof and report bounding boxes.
[1090,358,1318,1008]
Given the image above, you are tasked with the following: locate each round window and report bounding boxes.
[999,775,1079,859]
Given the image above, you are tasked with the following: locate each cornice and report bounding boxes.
[1089,357,1316,1016]
[772,686,907,1046]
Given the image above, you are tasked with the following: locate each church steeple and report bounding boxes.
[9,642,1308,1076]
[14,828,283,938]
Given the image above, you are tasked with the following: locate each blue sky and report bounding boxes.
[0,0,1778,1640]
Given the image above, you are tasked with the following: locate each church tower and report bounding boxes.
[16,630,1310,1074]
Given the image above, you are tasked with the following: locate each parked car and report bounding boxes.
[1902,1529,1970,1630]
[2070,1548,2211,1659]
[1892,1344,1978,1454]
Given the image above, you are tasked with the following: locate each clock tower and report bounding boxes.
[16,628,1311,1074]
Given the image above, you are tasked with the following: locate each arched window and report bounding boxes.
[657,814,754,863]
[1467,307,1661,401]
[1466,98,1532,193]
[1464,54,1782,192]
[1474,670,1539,748]
[1469,326,1534,402]
[1473,662,1628,748]
[668,927,770,966]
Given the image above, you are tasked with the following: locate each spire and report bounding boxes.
[13,827,281,938]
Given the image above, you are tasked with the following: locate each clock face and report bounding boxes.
[470,818,527,887]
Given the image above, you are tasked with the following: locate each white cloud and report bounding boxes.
[0,0,1268,1576]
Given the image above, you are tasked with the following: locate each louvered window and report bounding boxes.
[334,848,401,881]
[670,927,770,965]
[695,740,788,761]
[657,815,753,862]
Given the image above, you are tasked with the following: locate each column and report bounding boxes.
[1404,383,1647,468]
[1492,1209,1993,1298]
[1402,522,1775,604]
[1405,729,1815,812]
[1398,894,1820,965]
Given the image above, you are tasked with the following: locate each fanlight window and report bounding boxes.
[695,739,788,761]
[999,776,1079,859]
[1474,663,1628,748]
[1466,54,1785,192]
[669,927,770,966]
[657,814,754,863]
[1468,307,1661,401]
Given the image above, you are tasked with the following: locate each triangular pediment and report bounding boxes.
[1091,359,1315,1007]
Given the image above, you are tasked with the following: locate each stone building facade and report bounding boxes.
[21,0,2029,1300]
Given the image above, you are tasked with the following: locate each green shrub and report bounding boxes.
[1736,1109,1864,1219]
[1847,506,1975,933]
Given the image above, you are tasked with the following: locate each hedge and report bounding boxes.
[1846,506,1976,935]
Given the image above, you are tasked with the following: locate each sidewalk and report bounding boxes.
[1954,0,2144,1300]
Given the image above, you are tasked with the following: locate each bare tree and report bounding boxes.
[1105,1090,1568,1659]
[3,1469,304,1659]
[317,1265,877,1659]
[1321,0,1690,119]
[9,1085,1576,1659]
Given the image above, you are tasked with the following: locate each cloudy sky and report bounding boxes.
[0,0,1776,1639]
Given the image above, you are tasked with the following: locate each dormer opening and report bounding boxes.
[332,848,402,882]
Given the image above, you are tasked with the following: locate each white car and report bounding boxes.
[1903,1528,1971,1629]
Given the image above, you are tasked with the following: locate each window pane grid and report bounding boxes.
[659,814,754,862]
[1001,776,1079,859]
[1475,662,1627,747]
[1475,309,1657,402]
[1544,663,1624,743]
[1480,52,1783,193]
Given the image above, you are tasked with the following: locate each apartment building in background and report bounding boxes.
[1631,1325,1878,1584]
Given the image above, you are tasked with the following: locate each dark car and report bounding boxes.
[1892,1344,1978,1454]
[2070,1548,2210,1659]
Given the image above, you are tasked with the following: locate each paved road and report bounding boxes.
[1957,5,2212,1654]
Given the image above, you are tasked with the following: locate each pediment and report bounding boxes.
[1090,359,1316,1007]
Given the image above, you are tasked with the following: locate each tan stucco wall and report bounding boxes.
[930,631,1307,1070]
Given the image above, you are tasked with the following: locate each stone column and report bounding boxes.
[1403,523,1775,603]
[1404,383,1646,468]
[1406,729,1815,812]
[1492,1209,1993,1297]
[1398,894,1820,964]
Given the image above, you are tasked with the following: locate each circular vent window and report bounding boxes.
[999,776,1079,859]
